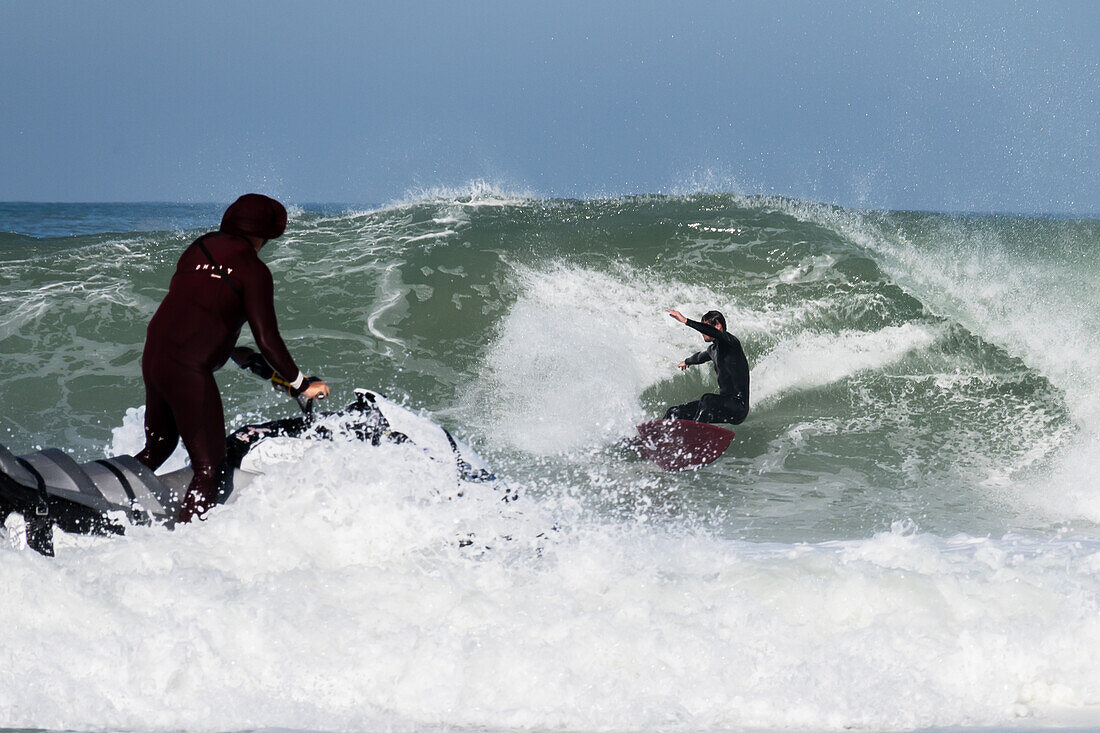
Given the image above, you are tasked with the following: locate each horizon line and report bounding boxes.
[0,198,1097,220]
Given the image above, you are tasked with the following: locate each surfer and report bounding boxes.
[664,309,749,425]
[136,194,329,523]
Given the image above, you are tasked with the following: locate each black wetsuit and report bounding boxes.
[664,319,750,424]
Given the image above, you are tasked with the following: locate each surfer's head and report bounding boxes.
[220,194,287,246]
[701,310,725,341]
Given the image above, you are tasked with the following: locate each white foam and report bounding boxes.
[389,179,536,209]
[108,405,190,473]
[1018,428,1100,524]
[752,323,941,405]
[2,462,1098,733]
[777,253,840,284]
[401,229,456,244]
[687,222,746,236]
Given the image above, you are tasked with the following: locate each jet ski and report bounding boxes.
[1,349,505,557]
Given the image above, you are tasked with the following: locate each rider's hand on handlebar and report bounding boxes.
[301,379,330,401]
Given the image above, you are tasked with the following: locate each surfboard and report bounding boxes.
[631,419,735,472]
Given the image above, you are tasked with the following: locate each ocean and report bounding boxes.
[0,188,1097,732]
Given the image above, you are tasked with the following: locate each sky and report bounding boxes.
[0,1,1097,214]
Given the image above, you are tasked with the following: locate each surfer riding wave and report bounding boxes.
[664,309,750,425]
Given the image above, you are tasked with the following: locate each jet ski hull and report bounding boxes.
[1,389,497,556]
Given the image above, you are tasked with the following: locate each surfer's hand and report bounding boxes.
[666,309,687,324]
[301,379,329,401]
[678,360,688,371]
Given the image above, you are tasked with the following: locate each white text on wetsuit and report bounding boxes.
[193,263,234,279]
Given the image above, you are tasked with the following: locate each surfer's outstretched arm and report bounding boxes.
[684,318,737,345]
[669,309,713,369]
[668,309,728,338]
[683,350,712,367]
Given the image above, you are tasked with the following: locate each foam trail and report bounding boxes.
[752,323,941,405]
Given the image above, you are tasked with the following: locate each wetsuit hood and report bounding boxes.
[220,194,287,240]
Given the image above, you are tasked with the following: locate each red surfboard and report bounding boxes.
[631,419,735,471]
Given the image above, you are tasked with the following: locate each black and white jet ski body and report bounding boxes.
[0,389,501,556]
[0,443,245,551]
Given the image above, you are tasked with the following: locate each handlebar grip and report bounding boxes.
[299,376,325,399]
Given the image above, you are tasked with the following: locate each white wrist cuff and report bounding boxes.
[290,372,306,390]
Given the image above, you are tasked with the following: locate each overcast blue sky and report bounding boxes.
[1,1,1096,213]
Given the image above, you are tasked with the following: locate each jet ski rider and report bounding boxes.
[664,308,750,425]
[136,194,329,523]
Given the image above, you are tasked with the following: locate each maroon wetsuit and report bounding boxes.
[137,231,302,520]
